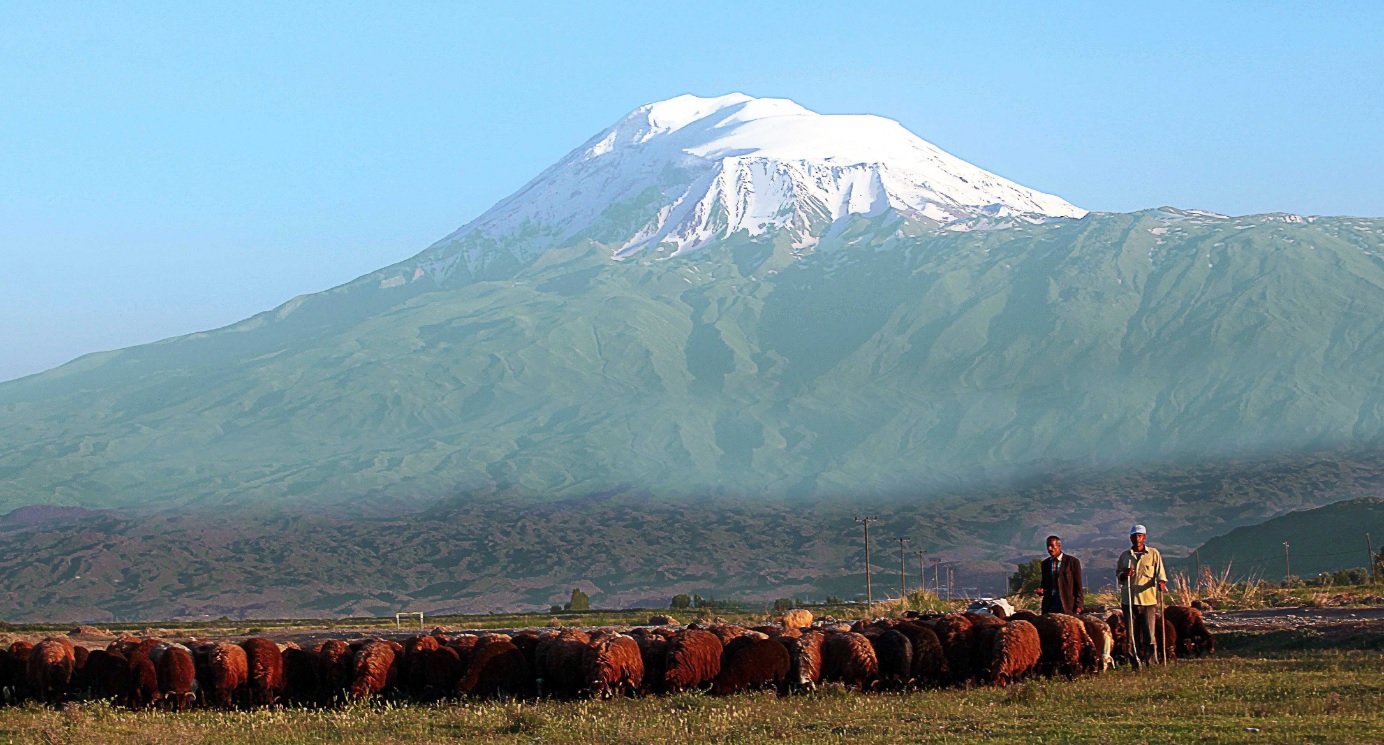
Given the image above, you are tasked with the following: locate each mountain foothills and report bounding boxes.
[3,93,1384,619]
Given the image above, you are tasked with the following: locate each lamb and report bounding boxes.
[582,634,644,699]
[982,619,1040,687]
[662,629,723,693]
[201,642,248,709]
[821,632,878,691]
[1164,605,1216,657]
[866,629,912,691]
[712,635,790,695]
[781,609,814,630]
[535,629,592,699]
[455,635,531,698]
[782,630,825,691]
[1078,614,1115,673]
[240,638,284,707]
[26,638,76,705]
[350,640,399,700]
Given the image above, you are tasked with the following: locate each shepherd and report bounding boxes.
[1034,534,1084,616]
[1116,524,1167,669]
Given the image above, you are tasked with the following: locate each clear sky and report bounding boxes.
[2,1,1381,382]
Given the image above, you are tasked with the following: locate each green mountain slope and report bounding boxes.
[3,209,1384,513]
[3,448,1382,622]
[1180,496,1384,581]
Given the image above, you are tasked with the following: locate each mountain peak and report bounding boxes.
[432,94,1085,270]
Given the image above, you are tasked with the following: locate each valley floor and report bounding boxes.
[0,635,1380,744]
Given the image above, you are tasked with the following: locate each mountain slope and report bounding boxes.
[4,209,1384,513]
[1179,496,1384,581]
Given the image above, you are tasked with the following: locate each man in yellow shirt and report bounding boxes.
[1116,524,1166,669]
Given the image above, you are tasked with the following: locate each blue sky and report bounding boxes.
[2,2,1382,382]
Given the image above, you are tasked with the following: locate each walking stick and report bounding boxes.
[1124,564,1139,667]
[1156,584,1164,666]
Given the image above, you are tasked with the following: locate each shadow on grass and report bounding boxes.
[1218,627,1384,656]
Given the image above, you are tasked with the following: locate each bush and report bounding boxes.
[567,588,590,612]
[1009,559,1042,594]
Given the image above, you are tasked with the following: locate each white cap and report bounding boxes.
[1130,524,1147,535]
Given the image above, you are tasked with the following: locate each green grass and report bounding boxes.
[0,652,1380,744]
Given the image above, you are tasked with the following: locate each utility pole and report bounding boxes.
[855,515,879,609]
[948,566,955,600]
[1368,533,1376,585]
[1194,548,1202,594]
[914,550,926,597]
[1283,541,1291,582]
[895,537,909,600]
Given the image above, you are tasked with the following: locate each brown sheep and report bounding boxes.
[926,614,975,685]
[199,642,248,709]
[781,609,814,630]
[966,613,1009,684]
[71,646,90,696]
[896,622,947,687]
[402,634,440,696]
[781,630,825,692]
[455,636,531,699]
[350,640,398,700]
[1165,605,1216,657]
[821,632,878,691]
[583,634,644,699]
[421,646,463,700]
[1079,614,1115,673]
[125,651,160,709]
[535,629,592,699]
[704,624,753,646]
[154,644,196,712]
[1011,611,1089,680]
[713,635,790,695]
[84,649,127,702]
[6,642,33,703]
[983,619,1040,687]
[27,638,76,705]
[866,629,912,691]
[508,631,543,685]
[281,645,320,705]
[662,629,723,693]
[240,638,284,707]
[1106,610,1131,664]
[315,640,353,704]
[628,629,669,695]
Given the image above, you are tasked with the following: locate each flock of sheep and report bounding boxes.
[0,605,1216,710]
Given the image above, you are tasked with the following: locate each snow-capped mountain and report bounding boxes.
[432,93,1085,266]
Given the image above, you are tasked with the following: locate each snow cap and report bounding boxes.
[1129,524,1147,536]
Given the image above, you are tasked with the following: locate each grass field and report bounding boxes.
[0,631,1380,744]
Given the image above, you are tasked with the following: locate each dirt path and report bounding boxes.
[1205,606,1384,632]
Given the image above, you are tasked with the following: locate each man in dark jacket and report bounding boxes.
[1035,535,1084,615]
